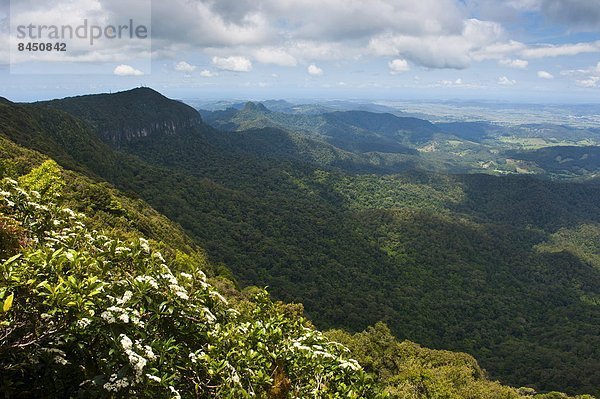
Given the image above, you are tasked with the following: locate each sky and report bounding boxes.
[1,0,600,103]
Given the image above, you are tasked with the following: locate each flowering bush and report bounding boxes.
[0,165,381,398]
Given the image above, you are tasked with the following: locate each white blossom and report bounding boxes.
[76,318,92,329]
[143,345,156,361]
[169,385,181,399]
[117,291,133,305]
[146,374,161,383]
[103,375,130,392]
[54,355,68,365]
[139,238,150,252]
[120,334,133,351]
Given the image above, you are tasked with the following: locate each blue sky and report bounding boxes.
[1,0,600,102]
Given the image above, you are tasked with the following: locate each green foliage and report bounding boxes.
[0,176,381,398]
[18,159,65,198]
[327,323,594,399]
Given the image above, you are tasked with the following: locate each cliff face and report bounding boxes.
[99,116,202,145]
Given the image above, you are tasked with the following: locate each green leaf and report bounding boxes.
[3,254,21,265]
[3,293,14,312]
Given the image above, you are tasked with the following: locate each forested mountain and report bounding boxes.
[200,102,600,179]
[201,102,436,153]
[2,88,600,397]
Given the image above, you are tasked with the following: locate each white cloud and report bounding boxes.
[6,0,600,81]
[498,76,517,85]
[561,61,600,88]
[521,41,600,58]
[175,61,197,73]
[113,64,144,76]
[199,69,217,77]
[254,47,297,66]
[537,70,554,79]
[576,77,600,88]
[430,77,485,89]
[388,59,410,74]
[499,58,528,68]
[212,56,252,72]
[369,18,507,69]
[307,64,324,76]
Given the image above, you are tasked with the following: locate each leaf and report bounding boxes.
[3,293,14,312]
[3,254,21,265]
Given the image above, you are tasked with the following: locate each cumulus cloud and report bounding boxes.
[388,59,410,74]
[537,70,554,79]
[498,76,517,85]
[145,0,521,70]
[175,61,197,72]
[560,61,600,88]
[576,77,599,88]
[212,56,252,72]
[199,69,217,77]
[499,58,528,68]
[113,64,144,76]
[307,64,324,76]
[369,19,507,69]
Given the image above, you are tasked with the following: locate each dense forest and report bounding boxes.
[1,88,599,397]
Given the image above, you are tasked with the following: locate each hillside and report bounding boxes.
[3,88,600,396]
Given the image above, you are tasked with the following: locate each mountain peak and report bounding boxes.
[242,101,270,113]
[38,87,204,146]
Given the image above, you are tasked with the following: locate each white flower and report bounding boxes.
[169,385,181,399]
[143,345,156,361]
[179,272,193,279]
[103,376,130,392]
[209,291,228,304]
[153,252,165,262]
[54,355,68,365]
[135,275,158,289]
[120,334,133,351]
[76,318,92,329]
[146,374,161,383]
[197,270,207,281]
[139,238,150,252]
[117,291,133,305]
[202,307,216,323]
[161,273,178,285]
[126,349,147,376]
[101,311,116,324]
[169,284,189,300]
[340,359,361,371]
